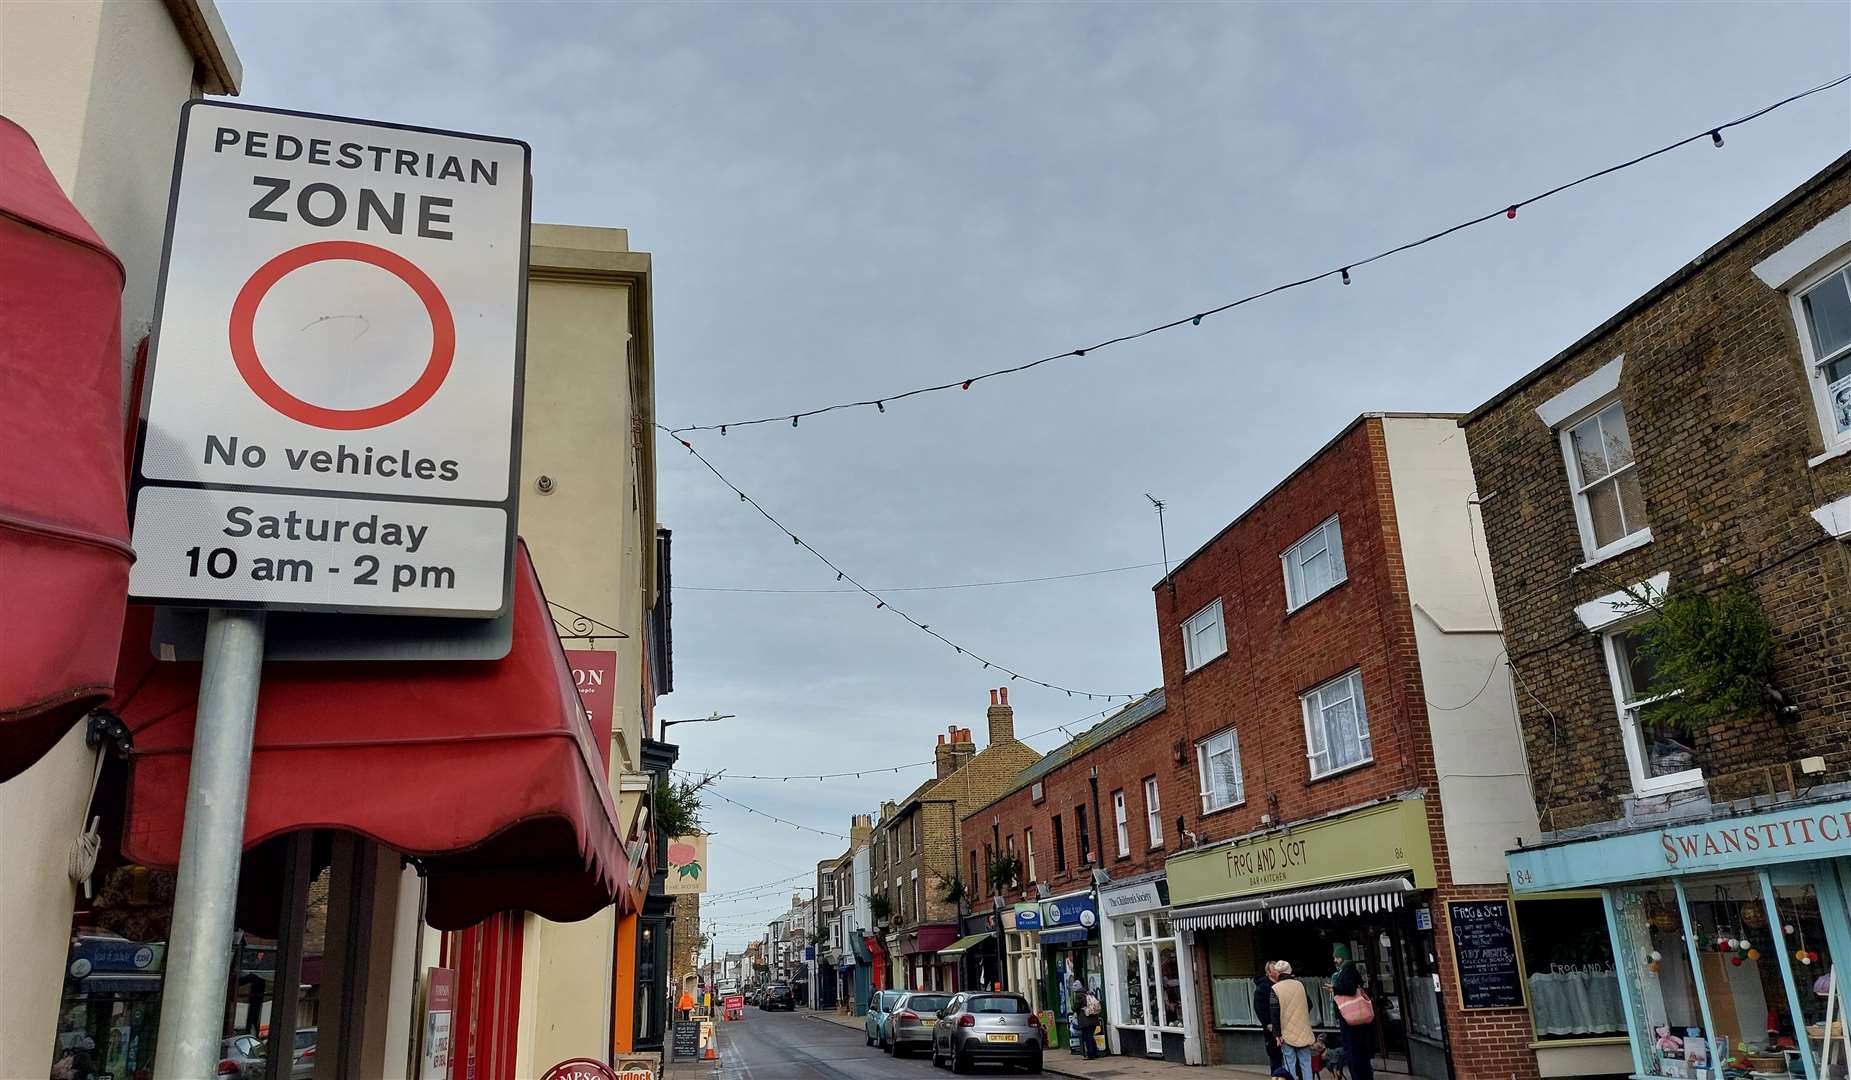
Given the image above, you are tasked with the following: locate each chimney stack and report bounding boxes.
[936,729,958,779]
[987,686,1015,743]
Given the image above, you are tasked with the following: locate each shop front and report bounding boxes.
[1168,798,1451,1078]
[1099,874,1202,1063]
[1509,796,1851,1080]
[943,911,1003,994]
[1037,893,1105,1054]
[40,548,636,1080]
[850,932,875,1011]
[895,925,960,991]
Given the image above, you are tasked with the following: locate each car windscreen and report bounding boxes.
[967,994,1030,1014]
[905,994,951,1012]
[879,991,904,1010]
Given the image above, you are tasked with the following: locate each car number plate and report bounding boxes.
[986,1033,1018,1043]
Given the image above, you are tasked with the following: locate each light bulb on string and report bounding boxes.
[1711,130,1724,147]
[1506,206,1518,220]
[1340,268,1351,285]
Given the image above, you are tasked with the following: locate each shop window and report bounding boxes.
[1684,876,1806,1060]
[1613,886,1715,1077]
[1118,915,1186,1032]
[1514,896,1626,1040]
[1768,879,1838,1031]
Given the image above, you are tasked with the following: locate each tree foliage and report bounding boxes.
[655,779,704,839]
[1633,583,1777,731]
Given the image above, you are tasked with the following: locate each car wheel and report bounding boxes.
[1024,1050,1043,1074]
[866,1032,874,1047]
[952,1049,972,1074]
[931,1043,944,1068]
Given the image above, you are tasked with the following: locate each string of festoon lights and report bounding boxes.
[663,72,1851,439]
[665,703,1132,784]
[661,425,1142,701]
[702,786,853,841]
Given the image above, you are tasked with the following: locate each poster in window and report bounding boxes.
[1445,900,1526,1010]
[1830,371,1851,433]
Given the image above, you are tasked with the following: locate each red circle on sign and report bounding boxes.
[228,240,455,430]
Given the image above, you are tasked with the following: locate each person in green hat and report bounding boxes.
[1330,944,1374,1080]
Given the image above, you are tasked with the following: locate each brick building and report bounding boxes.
[960,691,1195,1059]
[871,690,1042,992]
[1470,154,1851,1078]
[1150,415,1544,1080]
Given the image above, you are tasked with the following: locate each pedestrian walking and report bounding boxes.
[1330,945,1376,1080]
[1269,961,1316,1080]
[1254,962,1283,1075]
[1067,977,1086,1055]
[1079,984,1104,1060]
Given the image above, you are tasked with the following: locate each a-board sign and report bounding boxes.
[128,101,531,617]
[1445,900,1525,1010]
[670,1020,701,1061]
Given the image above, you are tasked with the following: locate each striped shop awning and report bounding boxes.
[1173,874,1417,931]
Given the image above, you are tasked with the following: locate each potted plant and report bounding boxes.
[987,854,1022,894]
[865,892,894,928]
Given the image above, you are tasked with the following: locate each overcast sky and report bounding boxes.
[220,1,1850,951]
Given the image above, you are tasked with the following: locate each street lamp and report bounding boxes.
[660,711,734,738]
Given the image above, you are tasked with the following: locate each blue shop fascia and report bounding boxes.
[1508,789,1851,1080]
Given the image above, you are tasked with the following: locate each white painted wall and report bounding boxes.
[1381,416,1542,885]
[0,0,228,387]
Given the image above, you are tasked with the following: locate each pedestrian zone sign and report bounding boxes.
[129,102,530,617]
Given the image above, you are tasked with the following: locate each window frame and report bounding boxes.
[1790,259,1851,456]
[1024,827,1037,881]
[1602,623,1703,797]
[1181,598,1227,673]
[1281,514,1348,611]
[1194,727,1245,813]
[1300,668,1373,780]
[1111,790,1129,858]
[1052,814,1067,873]
[1557,396,1651,562]
[1075,804,1092,867]
[1143,777,1163,848]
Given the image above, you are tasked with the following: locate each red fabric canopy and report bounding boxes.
[113,543,631,930]
[0,116,134,782]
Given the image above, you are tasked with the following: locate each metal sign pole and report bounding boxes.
[153,608,267,1080]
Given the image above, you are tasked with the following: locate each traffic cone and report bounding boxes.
[704,1042,718,1061]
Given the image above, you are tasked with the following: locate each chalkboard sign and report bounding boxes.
[671,1020,702,1060]
[1446,900,1525,1010]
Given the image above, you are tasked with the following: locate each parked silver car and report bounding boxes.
[930,992,1042,1073]
[883,992,951,1057]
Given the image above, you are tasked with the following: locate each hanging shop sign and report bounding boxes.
[129,101,530,617]
[567,650,617,768]
[1166,797,1436,906]
[1444,900,1525,1010]
[663,835,708,895]
[1509,797,1851,893]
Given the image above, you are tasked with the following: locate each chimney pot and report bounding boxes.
[1000,687,1009,706]
[938,733,946,745]
[990,689,999,706]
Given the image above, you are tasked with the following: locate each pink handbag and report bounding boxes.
[1335,991,1375,1026]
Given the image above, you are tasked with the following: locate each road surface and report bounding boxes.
[706,1009,1042,1080]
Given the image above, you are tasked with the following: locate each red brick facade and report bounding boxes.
[1148,416,1537,1080]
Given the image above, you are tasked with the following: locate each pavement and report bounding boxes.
[786,1009,1272,1080]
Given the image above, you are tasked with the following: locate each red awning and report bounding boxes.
[113,543,631,929]
[0,116,134,781]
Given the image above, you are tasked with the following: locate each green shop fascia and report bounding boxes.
[1508,795,1851,1080]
